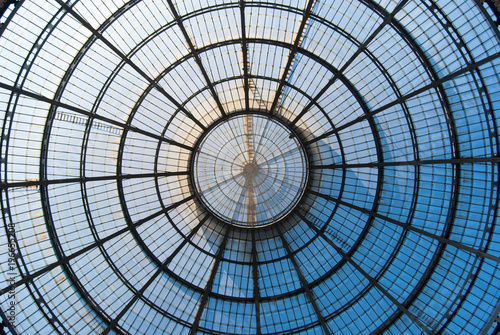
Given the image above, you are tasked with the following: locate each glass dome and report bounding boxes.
[0,0,500,334]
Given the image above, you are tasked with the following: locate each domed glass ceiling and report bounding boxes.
[0,0,500,334]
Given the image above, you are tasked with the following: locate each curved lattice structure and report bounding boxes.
[1,0,500,334]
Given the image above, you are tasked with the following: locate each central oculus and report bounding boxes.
[191,113,308,228]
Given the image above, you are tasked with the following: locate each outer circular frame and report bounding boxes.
[1,1,500,335]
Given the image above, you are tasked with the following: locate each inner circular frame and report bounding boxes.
[189,111,310,228]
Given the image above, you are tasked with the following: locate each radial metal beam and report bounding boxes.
[309,50,500,144]
[55,0,207,131]
[0,194,194,297]
[0,307,18,335]
[0,0,19,19]
[240,0,250,111]
[308,190,500,263]
[274,224,332,335]
[301,217,434,335]
[289,0,410,127]
[480,301,500,335]
[0,82,194,152]
[189,226,231,335]
[268,0,316,115]
[165,0,226,117]
[0,171,189,190]
[101,215,209,334]
[251,230,262,335]
[310,156,500,170]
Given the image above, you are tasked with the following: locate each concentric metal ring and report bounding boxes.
[191,113,309,227]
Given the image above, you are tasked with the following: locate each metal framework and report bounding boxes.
[0,0,499,334]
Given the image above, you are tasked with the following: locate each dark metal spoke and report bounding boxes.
[55,0,207,131]
[189,226,231,334]
[481,302,500,335]
[308,190,500,263]
[251,230,262,335]
[301,217,434,335]
[165,0,226,118]
[101,214,209,334]
[269,0,316,115]
[0,194,194,297]
[310,156,500,170]
[289,0,410,127]
[240,0,250,111]
[275,224,331,335]
[308,50,500,144]
[0,171,189,190]
[0,82,194,152]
